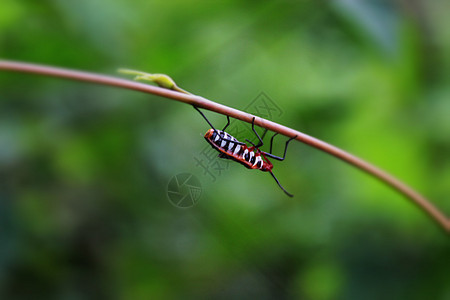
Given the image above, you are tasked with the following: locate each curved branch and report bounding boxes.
[0,59,448,233]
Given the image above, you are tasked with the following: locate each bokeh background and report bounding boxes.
[1,0,449,299]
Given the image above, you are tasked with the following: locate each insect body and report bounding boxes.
[205,129,270,171]
[194,106,296,197]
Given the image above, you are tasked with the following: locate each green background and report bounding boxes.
[0,0,449,299]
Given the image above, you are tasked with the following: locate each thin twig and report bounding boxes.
[0,59,448,233]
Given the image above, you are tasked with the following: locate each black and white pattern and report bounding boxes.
[242,148,264,169]
[208,129,265,170]
[212,130,241,154]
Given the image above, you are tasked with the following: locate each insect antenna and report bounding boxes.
[269,171,293,197]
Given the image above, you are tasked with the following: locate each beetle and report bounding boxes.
[194,106,297,197]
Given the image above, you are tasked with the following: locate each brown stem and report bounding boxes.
[0,59,448,233]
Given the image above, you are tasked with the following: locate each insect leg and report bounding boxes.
[269,171,293,197]
[222,115,230,131]
[260,128,269,141]
[262,135,297,161]
[250,117,265,148]
[269,133,278,154]
[193,106,218,132]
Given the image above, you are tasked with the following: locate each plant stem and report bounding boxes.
[0,59,448,233]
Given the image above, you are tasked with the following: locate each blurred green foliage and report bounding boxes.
[0,0,449,299]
